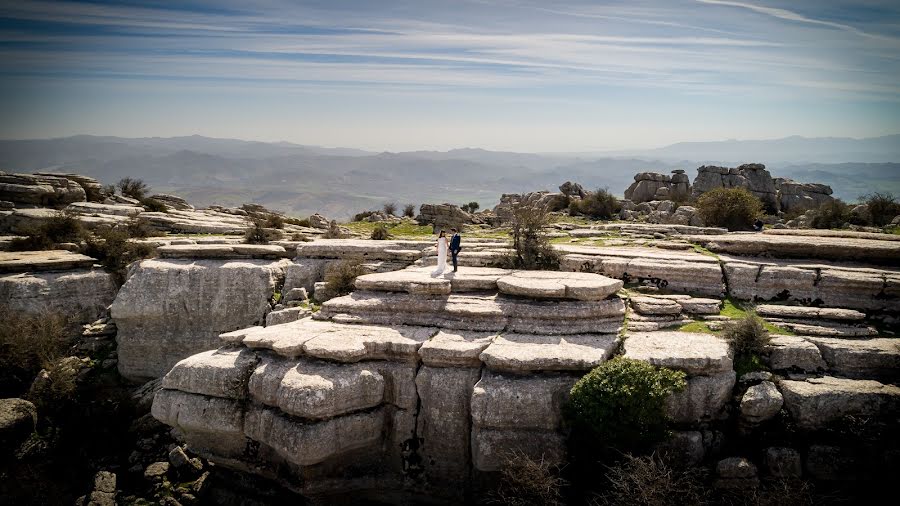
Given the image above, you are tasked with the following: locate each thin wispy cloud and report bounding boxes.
[0,0,898,150]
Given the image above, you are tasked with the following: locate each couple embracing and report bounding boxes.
[431,227,461,277]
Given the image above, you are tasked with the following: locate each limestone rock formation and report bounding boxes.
[623,170,691,204]
[112,257,291,381]
[0,171,87,207]
[778,376,900,430]
[149,194,194,211]
[559,181,586,198]
[692,163,779,212]
[775,179,834,213]
[492,191,564,225]
[416,203,471,232]
[34,172,106,202]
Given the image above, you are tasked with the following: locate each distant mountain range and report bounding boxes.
[1,134,897,218]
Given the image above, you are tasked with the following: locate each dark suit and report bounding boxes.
[449,233,461,271]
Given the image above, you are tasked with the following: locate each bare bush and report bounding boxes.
[116,177,149,200]
[862,192,900,227]
[0,312,69,394]
[371,224,391,240]
[591,453,710,506]
[324,259,365,297]
[383,202,397,216]
[403,204,416,218]
[488,450,567,506]
[502,201,560,270]
[718,478,815,506]
[10,210,83,251]
[722,311,770,356]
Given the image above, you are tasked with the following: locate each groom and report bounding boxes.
[449,228,462,272]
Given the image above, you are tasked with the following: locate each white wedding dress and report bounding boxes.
[431,236,449,276]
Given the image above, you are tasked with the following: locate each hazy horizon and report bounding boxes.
[2,1,899,152]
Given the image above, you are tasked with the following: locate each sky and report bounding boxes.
[1,0,899,152]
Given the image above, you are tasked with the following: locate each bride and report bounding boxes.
[431,230,450,276]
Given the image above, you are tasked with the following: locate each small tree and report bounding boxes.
[116,177,149,200]
[696,187,763,231]
[863,192,900,226]
[383,202,397,216]
[403,204,416,218]
[467,201,480,213]
[503,201,560,270]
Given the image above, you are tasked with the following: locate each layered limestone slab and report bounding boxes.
[766,320,876,338]
[162,348,260,399]
[416,366,482,482]
[0,250,97,273]
[479,333,618,372]
[139,209,250,235]
[756,305,866,321]
[418,330,497,367]
[778,376,900,430]
[158,244,290,259]
[67,201,143,216]
[687,233,900,264]
[558,245,724,296]
[354,269,452,295]
[666,371,736,423]
[0,268,117,323]
[631,296,682,315]
[152,389,245,436]
[471,428,567,472]
[243,405,384,467]
[470,371,576,431]
[496,271,623,301]
[623,332,733,376]
[806,337,900,380]
[317,291,625,335]
[248,356,385,419]
[296,239,429,262]
[676,298,722,315]
[766,335,826,372]
[111,258,290,381]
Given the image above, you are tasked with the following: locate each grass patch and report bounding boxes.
[342,220,433,238]
[678,321,714,334]
[690,243,719,258]
[719,298,794,334]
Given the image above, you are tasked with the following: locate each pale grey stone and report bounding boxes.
[479,333,618,372]
[740,381,783,423]
[666,371,736,423]
[162,348,259,399]
[471,371,576,431]
[779,376,900,430]
[624,331,733,376]
[418,330,496,367]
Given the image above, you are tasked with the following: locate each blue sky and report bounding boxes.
[1,0,898,151]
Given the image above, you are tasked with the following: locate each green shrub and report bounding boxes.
[569,188,621,219]
[116,177,149,200]
[489,449,567,506]
[566,357,686,453]
[502,201,560,270]
[370,224,391,240]
[321,220,346,239]
[383,202,397,216]
[809,199,850,229]
[139,197,167,213]
[10,210,83,251]
[81,225,156,284]
[696,187,763,231]
[403,204,416,218]
[591,453,710,506]
[722,311,770,357]
[353,210,376,222]
[264,213,285,229]
[124,217,160,238]
[245,219,280,244]
[863,192,900,226]
[324,259,365,296]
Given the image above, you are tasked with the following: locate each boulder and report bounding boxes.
[624,172,672,204]
[623,332,733,376]
[149,194,194,211]
[495,271,623,301]
[111,258,291,381]
[0,266,117,325]
[34,172,105,202]
[418,330,496,367]
[740,381,783,423]
[776,179,834,213]
[692,164,778,212]
[559,181,586,198]
[471,371,575,431]
[416,203,471,232]
[0,398,37,451]
[308,213,330,229]
[778,376,900,430]
[0,171,87,207]
[479,333,618,372]
[666,371,736,423]
[766,335,827,372]
[805,337,900,381]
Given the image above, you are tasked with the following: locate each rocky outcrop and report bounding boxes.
[492,192,564,225]
[623,170,691,204]
[148,194,194,211]
[692,164,778,212]
[416,204,471,232]
[775,179,834,213]
[690,233,900,264]
[778,376,900,430]
[34,173,105,202]
[0,171,87,207]
[112,258,291,381]
[559,181,586,198]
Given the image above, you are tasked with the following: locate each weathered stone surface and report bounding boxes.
[624,172,674,204]
[624,332,732,376]
[248,357,385,419]
[301,323,436,363]
[1,268,117,324]
[676,297,722,315]
[416,203,472,232]
[666,371,736,423]
[0,250,98,273]
[631,296,682,315]
[418,330,496,367]
[558,245,724,297]
[471,371,576,431]
[67,201,143,217]
[740,381,783,423]
[756,304,865,321]
[283,258,328,294]
[0,171,86,207]
[265,306,311,326]
[779,376,900,430]
[149,194,193,211]
[0,398,37,450]
[416,366,481,482]
[354,269,452,295]
[152,389,244,436]
[765,447,802,478]
[692,164,778,211]
[139,209,250,235]
[496,271,623,301]
[805,337,900,381]
[318,290,624,335]
[776,179,833,213]
[766,335,827,372]
[479,333,618,372]
[158,244,290,259]
[243,405,383,467]
[471,428,566,472]
[690,234,900,264]
[112,258,290,381]
[162,348,260,399]
[296,239,429,262]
